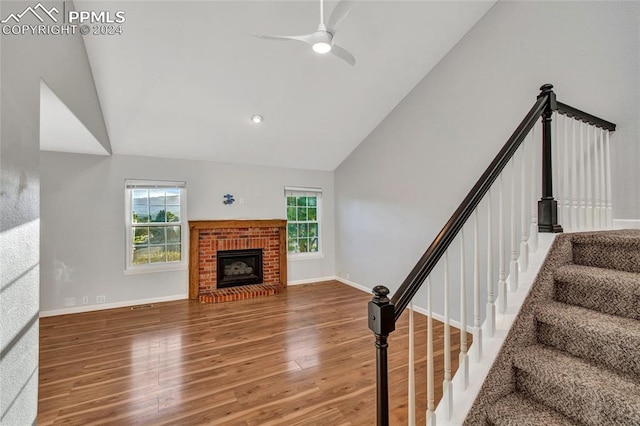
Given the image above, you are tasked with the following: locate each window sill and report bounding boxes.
[124,264,187,275]
[287,253,324,262]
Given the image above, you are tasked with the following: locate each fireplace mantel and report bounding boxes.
[188,219,287,300]
[189,219,287,230]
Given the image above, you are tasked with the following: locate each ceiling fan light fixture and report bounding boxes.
[252,0,356,66]
[251,114,263,124]
[312,41,332,54]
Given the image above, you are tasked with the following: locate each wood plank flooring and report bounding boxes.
[38,281,468,425]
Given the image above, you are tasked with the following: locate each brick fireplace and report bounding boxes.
[188,219,287,303]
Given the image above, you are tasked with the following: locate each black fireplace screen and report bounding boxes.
[216,249,263,288]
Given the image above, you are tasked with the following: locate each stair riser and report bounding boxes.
[486,392,581,426]
[537,322,640,379]
[515,369,640,426]
[573,242,640,273]
[555,280,640,320]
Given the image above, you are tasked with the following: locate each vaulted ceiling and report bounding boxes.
[73,0,495,171]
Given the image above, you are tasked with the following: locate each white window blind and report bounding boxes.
[125,179,186,189]
[284,186,323,198]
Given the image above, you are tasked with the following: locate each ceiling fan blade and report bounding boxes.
[330,44,356,66]
[251,33,316,46]
[326,0,354,33]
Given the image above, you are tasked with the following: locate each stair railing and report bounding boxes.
[553,104,616,231]
[368,84,616,425]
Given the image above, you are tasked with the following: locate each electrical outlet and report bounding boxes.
[82,296,89,305]
[64,297,76,307]
[96,295,106,303]
[346,273,350,280]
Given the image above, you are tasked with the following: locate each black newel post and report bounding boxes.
[537,84,563,233]
[368,285,395,426]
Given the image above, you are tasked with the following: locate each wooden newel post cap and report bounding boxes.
[372,285,390,304]
[538,83,557,110]
[539,83,554,93]
[369,285,395,335]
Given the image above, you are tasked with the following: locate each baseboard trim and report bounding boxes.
[335,276,371,294]
[39,294,188,317]
[287,276,338,286]
[41,278,345,316]
[334,277,462,328]
[410,304,463,330]
[613,219,640,229]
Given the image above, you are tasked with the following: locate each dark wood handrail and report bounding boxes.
[390,94,548,319]
[557,101,616,131]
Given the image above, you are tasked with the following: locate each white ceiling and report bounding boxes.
[76,0,495,171]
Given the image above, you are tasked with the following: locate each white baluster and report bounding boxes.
[520,136,529,272]
[443,252,453,420]
[426,277,435,426]
[473,209,482,362]
[586,122,594,229]
[579,121,587,230]
[555,114,562,228]
[599,128,607,228]
[529,125,539,252]
[593,126,602,230]
[605,130,613,228]
[562,114,571,231]
[553,112,563,227]
[408,301,415,426]
[571,119,579,229]
[459,231,469,390]
[486,192,495,337]
[498,174,507,313]
[509,158,519,292]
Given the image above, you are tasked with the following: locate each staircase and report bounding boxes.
[467,230,640,425]
[368,85,623,426]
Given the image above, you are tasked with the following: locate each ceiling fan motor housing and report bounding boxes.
[314,30,333,45]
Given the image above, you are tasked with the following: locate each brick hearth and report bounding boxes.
[188,220,287,303]
[198,283,281,303]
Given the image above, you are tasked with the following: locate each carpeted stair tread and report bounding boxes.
[571,230,640,273]
[554,264,640,319]
[536,301,640,379]
[512,345,640,426]
[486,392,580,426]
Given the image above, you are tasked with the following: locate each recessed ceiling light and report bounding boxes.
[251,114,263,124]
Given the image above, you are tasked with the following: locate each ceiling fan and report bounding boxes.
[252,0,356,66]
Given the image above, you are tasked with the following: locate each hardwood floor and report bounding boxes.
[38,281,467,425]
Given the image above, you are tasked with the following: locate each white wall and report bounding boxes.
[334,1,640,320]
[0,1,109,423]
[39,152,335,314]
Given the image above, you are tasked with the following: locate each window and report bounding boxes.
[125,180,187,273]
[285,187,322,258]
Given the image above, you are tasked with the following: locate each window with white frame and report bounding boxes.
[125,180,187,272]
[285,187,322,257]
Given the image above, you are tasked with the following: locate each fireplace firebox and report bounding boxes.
[216,249,263,289]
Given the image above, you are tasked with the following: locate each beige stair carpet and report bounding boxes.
[464,230,640,426]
